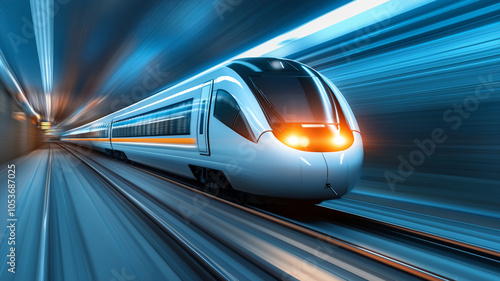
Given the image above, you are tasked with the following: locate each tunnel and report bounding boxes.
[0,0,499,280]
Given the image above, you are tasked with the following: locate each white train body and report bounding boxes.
[62,58,363,201]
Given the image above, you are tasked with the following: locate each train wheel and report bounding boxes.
[204,180,221,196]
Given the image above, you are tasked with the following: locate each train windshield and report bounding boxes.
[250,75,339,124]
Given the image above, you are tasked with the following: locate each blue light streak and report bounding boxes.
[0,50,41,119]
[30,0,54,121]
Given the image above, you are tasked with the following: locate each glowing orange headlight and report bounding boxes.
[332,135,346,146]
[286,135,309,147]
[276,124,354,152]
[286,135,299,146]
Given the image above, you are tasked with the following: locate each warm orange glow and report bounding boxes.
[62,138,109,141]
[40,121,51,130]
[12,112,26,121]
[63,137,196,145]
[286,135,310,147]
[112,137,196,144]
[287,135,300,146]
[301,124,325,128]
[333,135,346,146]
[299,136,310,147]
[275,125,353,152]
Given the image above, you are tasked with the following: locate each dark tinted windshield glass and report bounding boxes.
[250,76,338,124]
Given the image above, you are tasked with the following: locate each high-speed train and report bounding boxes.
[61,57,363,202]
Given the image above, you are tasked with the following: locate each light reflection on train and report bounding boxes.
[61,58,363,203]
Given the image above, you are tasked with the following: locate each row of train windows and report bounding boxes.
[112,99,193,138]
[65,91,255,142]
[88,128,108,138]
[64,99,193,139]
[65,128,108,139]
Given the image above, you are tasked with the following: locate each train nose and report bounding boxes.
[322,151,350,197]
[299,151,349,199]
[299,152,328,198]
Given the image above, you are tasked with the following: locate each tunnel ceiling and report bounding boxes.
[0,0,349,130]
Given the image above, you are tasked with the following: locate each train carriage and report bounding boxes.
[62,57,363,202]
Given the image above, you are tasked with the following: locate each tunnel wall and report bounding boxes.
[0,85,43,164]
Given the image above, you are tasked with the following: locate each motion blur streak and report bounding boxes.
[279,0,500,212]
[30,0,54,121]
[0,51,40,119]
[0,0,499,280]
[235,0,392,58]
[0,146,421,280]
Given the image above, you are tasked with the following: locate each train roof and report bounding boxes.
[227,57,312,77]
[65,57,309,133]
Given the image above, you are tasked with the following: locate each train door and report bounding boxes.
[197,80,213,155]
[109,121,114,150]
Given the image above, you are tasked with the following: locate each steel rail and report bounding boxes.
[58,144,235,281]
[59,143,452,281]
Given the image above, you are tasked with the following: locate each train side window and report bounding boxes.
[136,117,140,136]
[142,116,147,136]
[214,90,239,126]
[152,113,158,135]
[137,118,141,136]
[136,118,140,136]
[232,111,254,141]
[199,100,206,134]
[112,99,192,137]
[139,117,143,136]
[214,90,255,142]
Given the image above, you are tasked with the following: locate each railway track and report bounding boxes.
[57,144,237,281]
[57,143,487,280]
[315,205,500,262]
[36,144,52,281]
[96,143,500,264]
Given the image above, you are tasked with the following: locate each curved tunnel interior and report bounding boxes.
[0,0,499,280]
